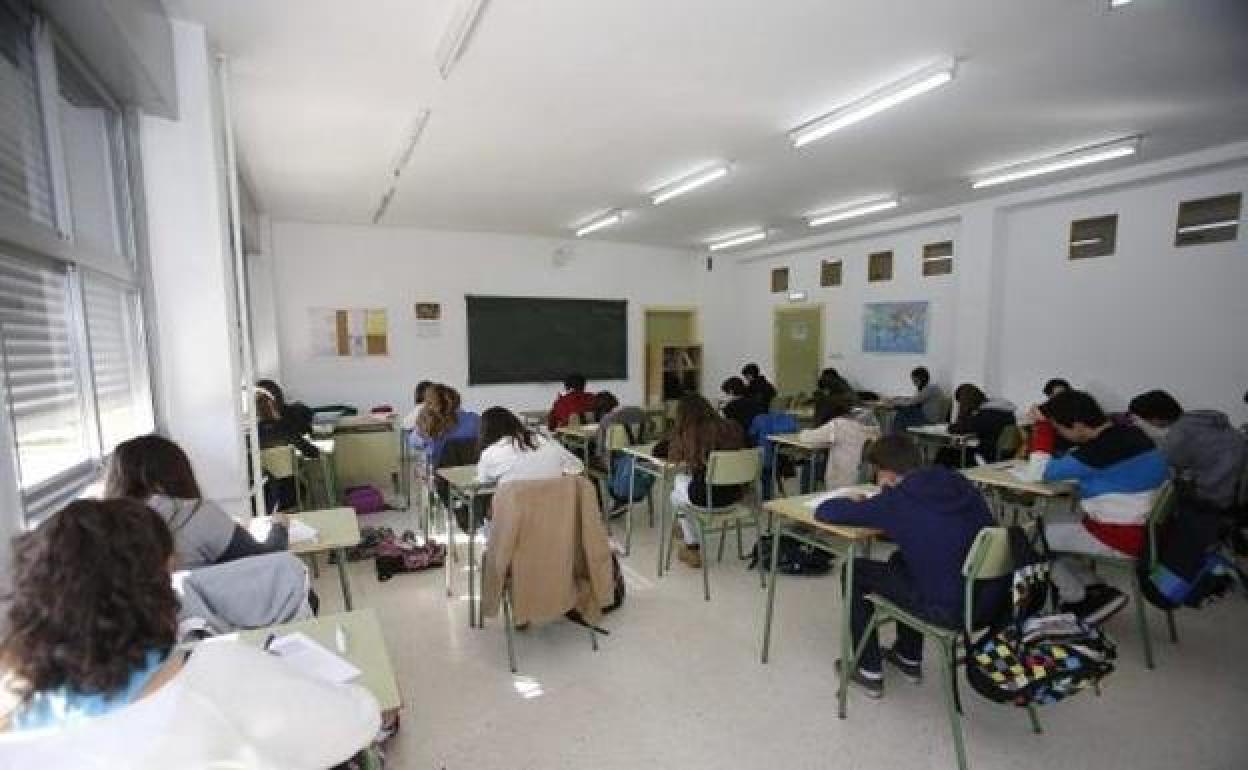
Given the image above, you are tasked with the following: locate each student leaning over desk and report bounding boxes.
[0,499,378,769]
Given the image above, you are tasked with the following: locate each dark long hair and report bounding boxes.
[105,434,203,500]
[592,391,619,421]
[954,383,986,421]
[479,407,538,451]
[256,379,286,409]
[668,394,742,470]
[1,499,178,701]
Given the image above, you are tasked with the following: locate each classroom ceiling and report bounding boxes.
[163,0,1248,251]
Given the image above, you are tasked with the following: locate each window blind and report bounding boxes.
[83,271,151,451]
[0,252,90,493]
[0,3,56,230]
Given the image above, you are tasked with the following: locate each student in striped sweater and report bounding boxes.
[1039,390,1169,625]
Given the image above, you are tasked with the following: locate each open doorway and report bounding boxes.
[644,307,700,406]
[773,304,823,399]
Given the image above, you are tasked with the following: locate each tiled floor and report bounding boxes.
[315,508,1248,770]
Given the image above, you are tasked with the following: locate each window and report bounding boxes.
[1069,215,1117,259]
[56,51,131,259]
[820,259,842,287]
[83,272,152,451]
[868,250,893,282]
[1175,193,1240,247]
[0,12,155,524]
[770,267,789,293]
[922,241,954,276]
[0,5,56,230]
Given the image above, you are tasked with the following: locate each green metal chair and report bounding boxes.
[846,526,1039,770]
[1080,481,1179,669]
[664,448,764,600]
[588,423,654,555]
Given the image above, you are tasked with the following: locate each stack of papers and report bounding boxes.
[287,519,319,544]
[803,486,879,509]
[268,632,360,685]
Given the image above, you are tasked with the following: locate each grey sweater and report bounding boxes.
[147,495,243,569]
[1161,410,1247,509]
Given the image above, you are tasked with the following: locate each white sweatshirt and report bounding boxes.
[799,417,874,490]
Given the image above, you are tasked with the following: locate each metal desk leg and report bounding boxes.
[468,490,478,628]
[838,540,859,719]
[335,547,353,610]
[443,491,453,598]
[656,470,670,578]
[761,514,781,663]
[625,462,636,556]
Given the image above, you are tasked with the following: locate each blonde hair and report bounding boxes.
[417,384,461,439]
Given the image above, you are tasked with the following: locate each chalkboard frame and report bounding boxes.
[465,295,628,385]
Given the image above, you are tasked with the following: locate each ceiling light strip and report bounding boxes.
[1176,219,1238,235]
[651,165,730,205]
[790,59,956,148]
[391,108,432,177]
[436,0,490,79]
[807,196,899,227]
[708,230,766,251]
[970,137,1140,189]
[575,210,624,237]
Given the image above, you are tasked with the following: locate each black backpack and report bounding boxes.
[965,527,1116,707]
[1137,492,1243,609]
[747,533,833,576]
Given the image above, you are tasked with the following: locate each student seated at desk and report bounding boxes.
[0,499,378,767]
[889,366,944,434]
[813,368,858,423]
[939,384,1016,466]
[814,435,999,698]
[256,391,320,511]
[741,363,777,410]
[548,373,597,430]
[653,394,747,569]
[593,392,647,469]
[799,394,872,489]
[721,376,765,443]
[1038,390,1169,625]
[1127,389,1246,512]
[256,378,315,438]
[478,407,584,485]
[106,435,290,570]
[1024,378,1072,460]
[400,379,433,431]
[412,384,481,466]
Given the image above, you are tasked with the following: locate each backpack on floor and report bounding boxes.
[1138,493,1242,609]
[607,453,655,503]
[747,533,833,576]
[344,485,386,515]
[965,527,1116,708]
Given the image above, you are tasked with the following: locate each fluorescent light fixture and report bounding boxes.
[391,108,431,177]
[707,229,766,251]
[787,290,808,302]
[790,59,956,148]
[1176,219,1238,235]
[372,186,397,224]
[574,210,623,237]
[1109,0,1133,7]
[970,137,1140,189]
[1069,237,1104,247]
[807,196,899,227]
[436,0,489,79]
[650,165,730,205]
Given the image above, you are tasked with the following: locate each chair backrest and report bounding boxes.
[260,445,297,479]
[1145,481,1176,564]
[857,437,877,484]
[646,411,669,439]
[604,423,635,452]
[960,525,1014,632]
[996,424,1025,461]
[706,448,763,486]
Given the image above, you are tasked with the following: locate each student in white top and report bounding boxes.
[798,393,873,489]
[477,407,584,485]
[0,499,378,769]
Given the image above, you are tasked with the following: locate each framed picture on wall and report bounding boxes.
[862,301,929,354]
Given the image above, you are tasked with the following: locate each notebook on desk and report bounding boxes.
[803,485,880,509]
[268,632,360,685]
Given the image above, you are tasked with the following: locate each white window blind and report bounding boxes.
[0,3,55,230]
[83,271,151,451]
[0,252,90,495]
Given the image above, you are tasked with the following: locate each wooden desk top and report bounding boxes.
[768,432,831,450]
[763,489,884,541]
[620,442,676,470]
[288,507,361,553]
[311,438,335,455]
[907,424,980,446]
[556,424,599,440]
[962,461,1074,498]
[237,609,400,711]
[436,464,489,491]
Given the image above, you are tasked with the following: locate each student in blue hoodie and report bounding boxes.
[816,434,998,698]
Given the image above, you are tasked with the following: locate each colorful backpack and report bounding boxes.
[965,527,1116,707]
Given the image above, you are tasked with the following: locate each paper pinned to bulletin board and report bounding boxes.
[414,302,442,338]
[310,307,389,357]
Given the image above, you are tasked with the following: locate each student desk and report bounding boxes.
[555,423,599,467]
[962,461,1075,523]
[435,464,496,628]
[767,433,831,496]
[907,424,980,466]
[238,608,401,712]
[760,489,883,720]
[333,415,401,500]
[620,442,679,577]
[784,405,816,427]
[289,507,362,611]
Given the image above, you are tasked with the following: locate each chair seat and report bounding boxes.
[865,594,961,642]
[679,502,756,522]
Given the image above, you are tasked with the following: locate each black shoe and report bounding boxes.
[835,659,883,699]
[882,647,922,684]
[1064,586,1128,626]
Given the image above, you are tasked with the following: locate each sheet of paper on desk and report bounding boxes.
[287,519,319,544]
[269,632,360,685]
[804,487,876,508]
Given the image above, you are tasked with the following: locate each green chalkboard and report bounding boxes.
[466,296,628,385]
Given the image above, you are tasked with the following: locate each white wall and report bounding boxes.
[268,223,700,413]
[719,220,961,398]
[140,20,250,510]
[997,165,1248,416]
[715,144,1248,423]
